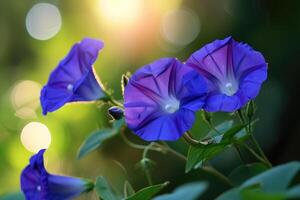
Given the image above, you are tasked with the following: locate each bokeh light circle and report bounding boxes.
[25,3,62,40]
[10,80,41,119]
[20,122,51,153]
[161,8,201,46]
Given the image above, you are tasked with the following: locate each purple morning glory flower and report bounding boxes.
[186,36,267,112]
[21,149,93,200]
[124,58,207,141]
[41,38,107,115]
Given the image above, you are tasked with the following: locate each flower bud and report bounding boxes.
[246,100,255,119]
[108,106,124,120]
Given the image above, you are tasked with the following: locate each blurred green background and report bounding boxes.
[0,0,300,199]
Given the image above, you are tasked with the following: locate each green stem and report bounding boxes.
[249,135,272,167]
[234,145,246,164]
[202,166,233,187]
[158,143,233,187]
[241,143,271,167]
[236,109,272,167]
[120,128,162,152]
[158,142,187,161]
[142,143,155,185]
[183,131,209,145]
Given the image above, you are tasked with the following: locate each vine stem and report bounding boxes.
[121,128,233,187]
[205,120,246,164]
[155,143,233,187]
[142,142,155,185]
[249,135,272,167]
[236,109,272,167]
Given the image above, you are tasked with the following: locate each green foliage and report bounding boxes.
[216,162,300,200]
[95,176,118,200]
[77,119,124,159]
[125,182,169,200]
[186,121,247,173]
[229,163,268,186]
[0,192,24,200]
[123,181,135,198]
[153,182,208,200]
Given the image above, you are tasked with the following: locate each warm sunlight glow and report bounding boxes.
[98,0,143,25]
[10,80,41,119]
[21,122,51,153]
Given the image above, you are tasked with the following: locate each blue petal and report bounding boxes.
[41,38,105,115]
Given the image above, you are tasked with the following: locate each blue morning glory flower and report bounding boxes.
[20,149,93,200]
[185,36,268,112]
[124,58,207,141]
[40,38,107,115]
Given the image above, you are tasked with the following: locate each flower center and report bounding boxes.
[67,84,74,91]
[220,81,238,96]
[36,185,41,192]
[163,98,180,113]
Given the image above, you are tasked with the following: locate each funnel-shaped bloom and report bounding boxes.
[124,58,207,141]
[41,38,107,115]
[21,149,93,200]
[186,37,267,112]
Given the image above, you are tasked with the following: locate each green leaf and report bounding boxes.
[207,120,234,136]
[124,181,135,198]
[77,119,124,159]
[77,129,115,159]
[216,188,241,200]
[0,192,24,200]
[95,176,118,200]
[241,189,285,200]
[229,163,268,186]
[126,182,169,200]
[241,161,300,192]
[153,182,208,200]
[217,162,300,200]
[287,184,300,198]
[186,143,228,173]
[112,118,125,130]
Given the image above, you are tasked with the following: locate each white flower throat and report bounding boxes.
[163,98,180,113]
[220,81,238,96]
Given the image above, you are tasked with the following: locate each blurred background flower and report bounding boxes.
[0,0,299,199]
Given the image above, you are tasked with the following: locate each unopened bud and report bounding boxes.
[246,100,255,119]
[108,106,124,120]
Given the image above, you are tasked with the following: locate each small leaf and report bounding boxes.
[241,161,300,192]
[126,182,169,200]
[153,182,208,200]
[205,120,234,141]
[186,143,228,173]
[95,176,118,200]
[124,181,135,198]
[229,163,268,186]
[77,129,115,159]
[222,124,247,142]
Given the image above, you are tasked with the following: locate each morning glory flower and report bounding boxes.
[185,37,267,112]
[21,149,93,200]
[124,58,207,141]
[40,38,107,115]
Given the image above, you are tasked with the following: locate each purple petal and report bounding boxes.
[186,36,267,112]
[124,58,207,141]
[41,38,106,115]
